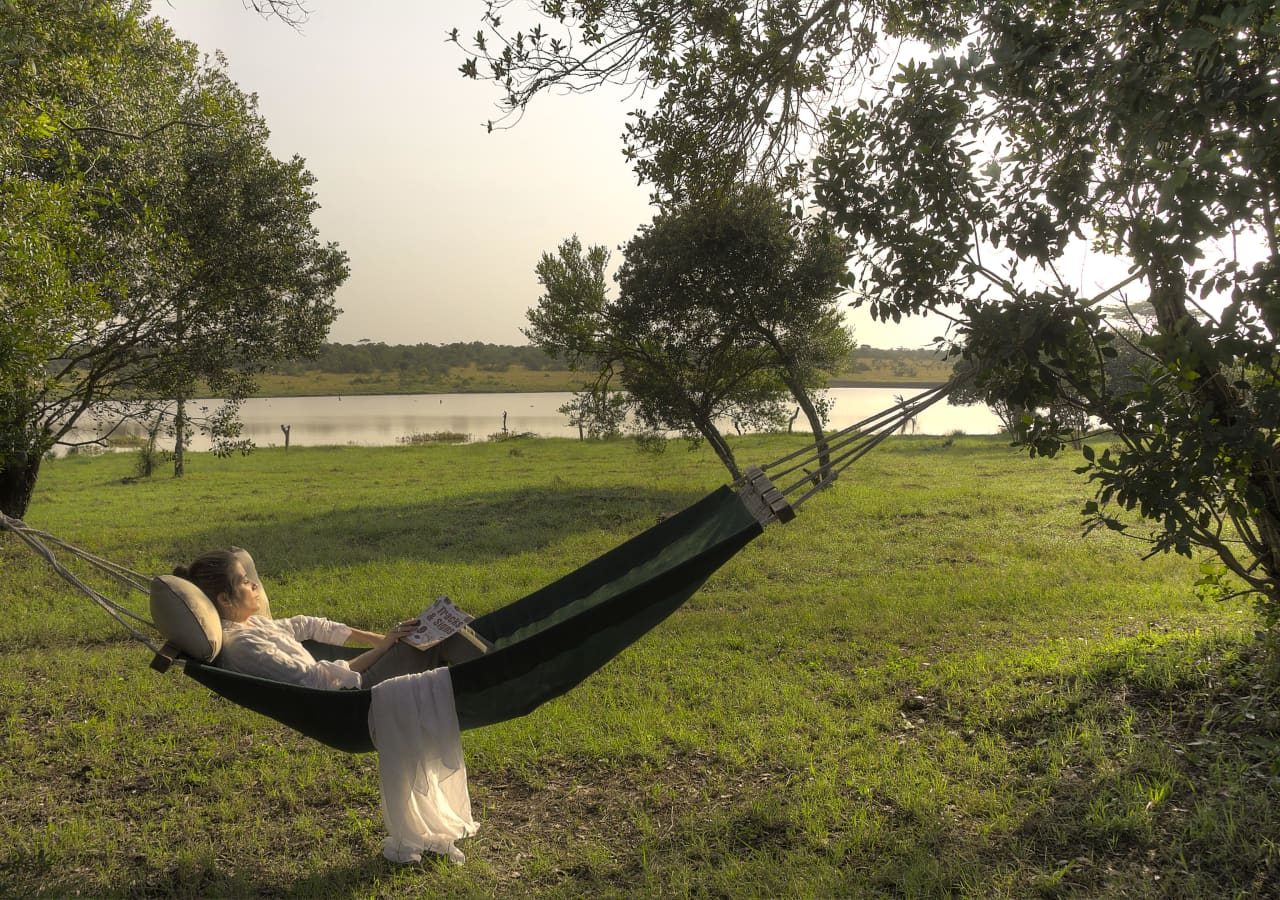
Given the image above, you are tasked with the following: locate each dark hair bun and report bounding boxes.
[172,564,191,579]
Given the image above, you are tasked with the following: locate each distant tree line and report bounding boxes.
[264,340,945,382]
[849,347,947,363]
[266,342,572,376]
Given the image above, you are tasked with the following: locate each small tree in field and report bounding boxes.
[618,187,853,474]
[559,385,628,440]
[527,236,792,478]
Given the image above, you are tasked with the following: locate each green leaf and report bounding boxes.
[1177,28,1215,50]
[30,111,56,138]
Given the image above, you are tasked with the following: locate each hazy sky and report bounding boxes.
[155,1,945,349]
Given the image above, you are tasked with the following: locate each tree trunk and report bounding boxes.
[0,450,43,519]
[173,396,186,478]
[763,336,831,483]
[1257,510,1280,587]
[782,375,830,482]
[695,416,741,480]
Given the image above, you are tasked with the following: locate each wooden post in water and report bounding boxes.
[501,411,508,435]
[280,424,291,451]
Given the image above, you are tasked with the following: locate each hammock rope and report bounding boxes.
[739,382,956,510]
[755,383,952,482]
[1,513,161,652]
[27,527,152,593]
[0,381,961,749]
[784,386,953,507]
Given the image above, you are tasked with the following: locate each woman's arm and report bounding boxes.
[221,628,362,691]
[276,614,353,646]
[345,627,386,646]
[346,614,421,648]
[346,619,421,674]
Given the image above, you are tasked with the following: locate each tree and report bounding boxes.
[452,0,935,200]
[812,4,1280,626]
[145,64,347,476]
[461,1,1280,631]
[527,235,792,478]
[953,322,1152,440]
[0,0,347,515]
[618,186,853,474]
[559,384,629,440]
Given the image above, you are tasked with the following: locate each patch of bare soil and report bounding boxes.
[468,748,792,888]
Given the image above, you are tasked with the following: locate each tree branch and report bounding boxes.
[57,117,217,141]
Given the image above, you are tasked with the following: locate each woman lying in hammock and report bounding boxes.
[177,549,485,689]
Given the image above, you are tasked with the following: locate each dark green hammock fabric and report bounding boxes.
[182,486,764,753]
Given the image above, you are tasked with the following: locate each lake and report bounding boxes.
[69,387,1001,453]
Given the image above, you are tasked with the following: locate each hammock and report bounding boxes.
[1,386,949,752]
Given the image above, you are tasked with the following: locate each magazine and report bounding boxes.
[403,595,487,651]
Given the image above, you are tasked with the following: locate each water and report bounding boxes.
[64,387,1000,453]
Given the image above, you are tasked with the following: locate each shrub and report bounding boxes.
[487,431,538,442]
[396,431,470,445]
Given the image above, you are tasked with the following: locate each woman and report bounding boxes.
[176,549,481,689]
[179,549,482,864]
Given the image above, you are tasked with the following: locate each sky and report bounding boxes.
[155,0,945,350]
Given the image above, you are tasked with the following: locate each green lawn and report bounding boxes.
[1,436,1276,897]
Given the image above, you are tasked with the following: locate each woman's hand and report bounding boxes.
[348,618,422,675]
[377,618,420,649]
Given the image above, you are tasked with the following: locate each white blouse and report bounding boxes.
[218,615,361,690]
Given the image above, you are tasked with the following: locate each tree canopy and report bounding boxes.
[528,234,793,478]
[462,1,1280,624]
[0,0,347,515]
[617,186,853,470]
[528,187,851,478]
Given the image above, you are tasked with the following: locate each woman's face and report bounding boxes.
[217,561,263,622]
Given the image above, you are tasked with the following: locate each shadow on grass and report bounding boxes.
[272,854,444,898]
[921,634,1280,896]
[16,854,429,900]
[176,485,707,573]
[581,634,1280,897]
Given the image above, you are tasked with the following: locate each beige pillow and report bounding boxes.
[150,575,223,661]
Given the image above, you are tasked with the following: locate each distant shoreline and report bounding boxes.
[243,379,948,400]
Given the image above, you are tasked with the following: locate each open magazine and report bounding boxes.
[403,595,491,653]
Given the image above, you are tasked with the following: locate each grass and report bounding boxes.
[2,435,1277,897]
[827,356,955,387]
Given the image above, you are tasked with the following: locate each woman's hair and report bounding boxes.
[174,549,238,605]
